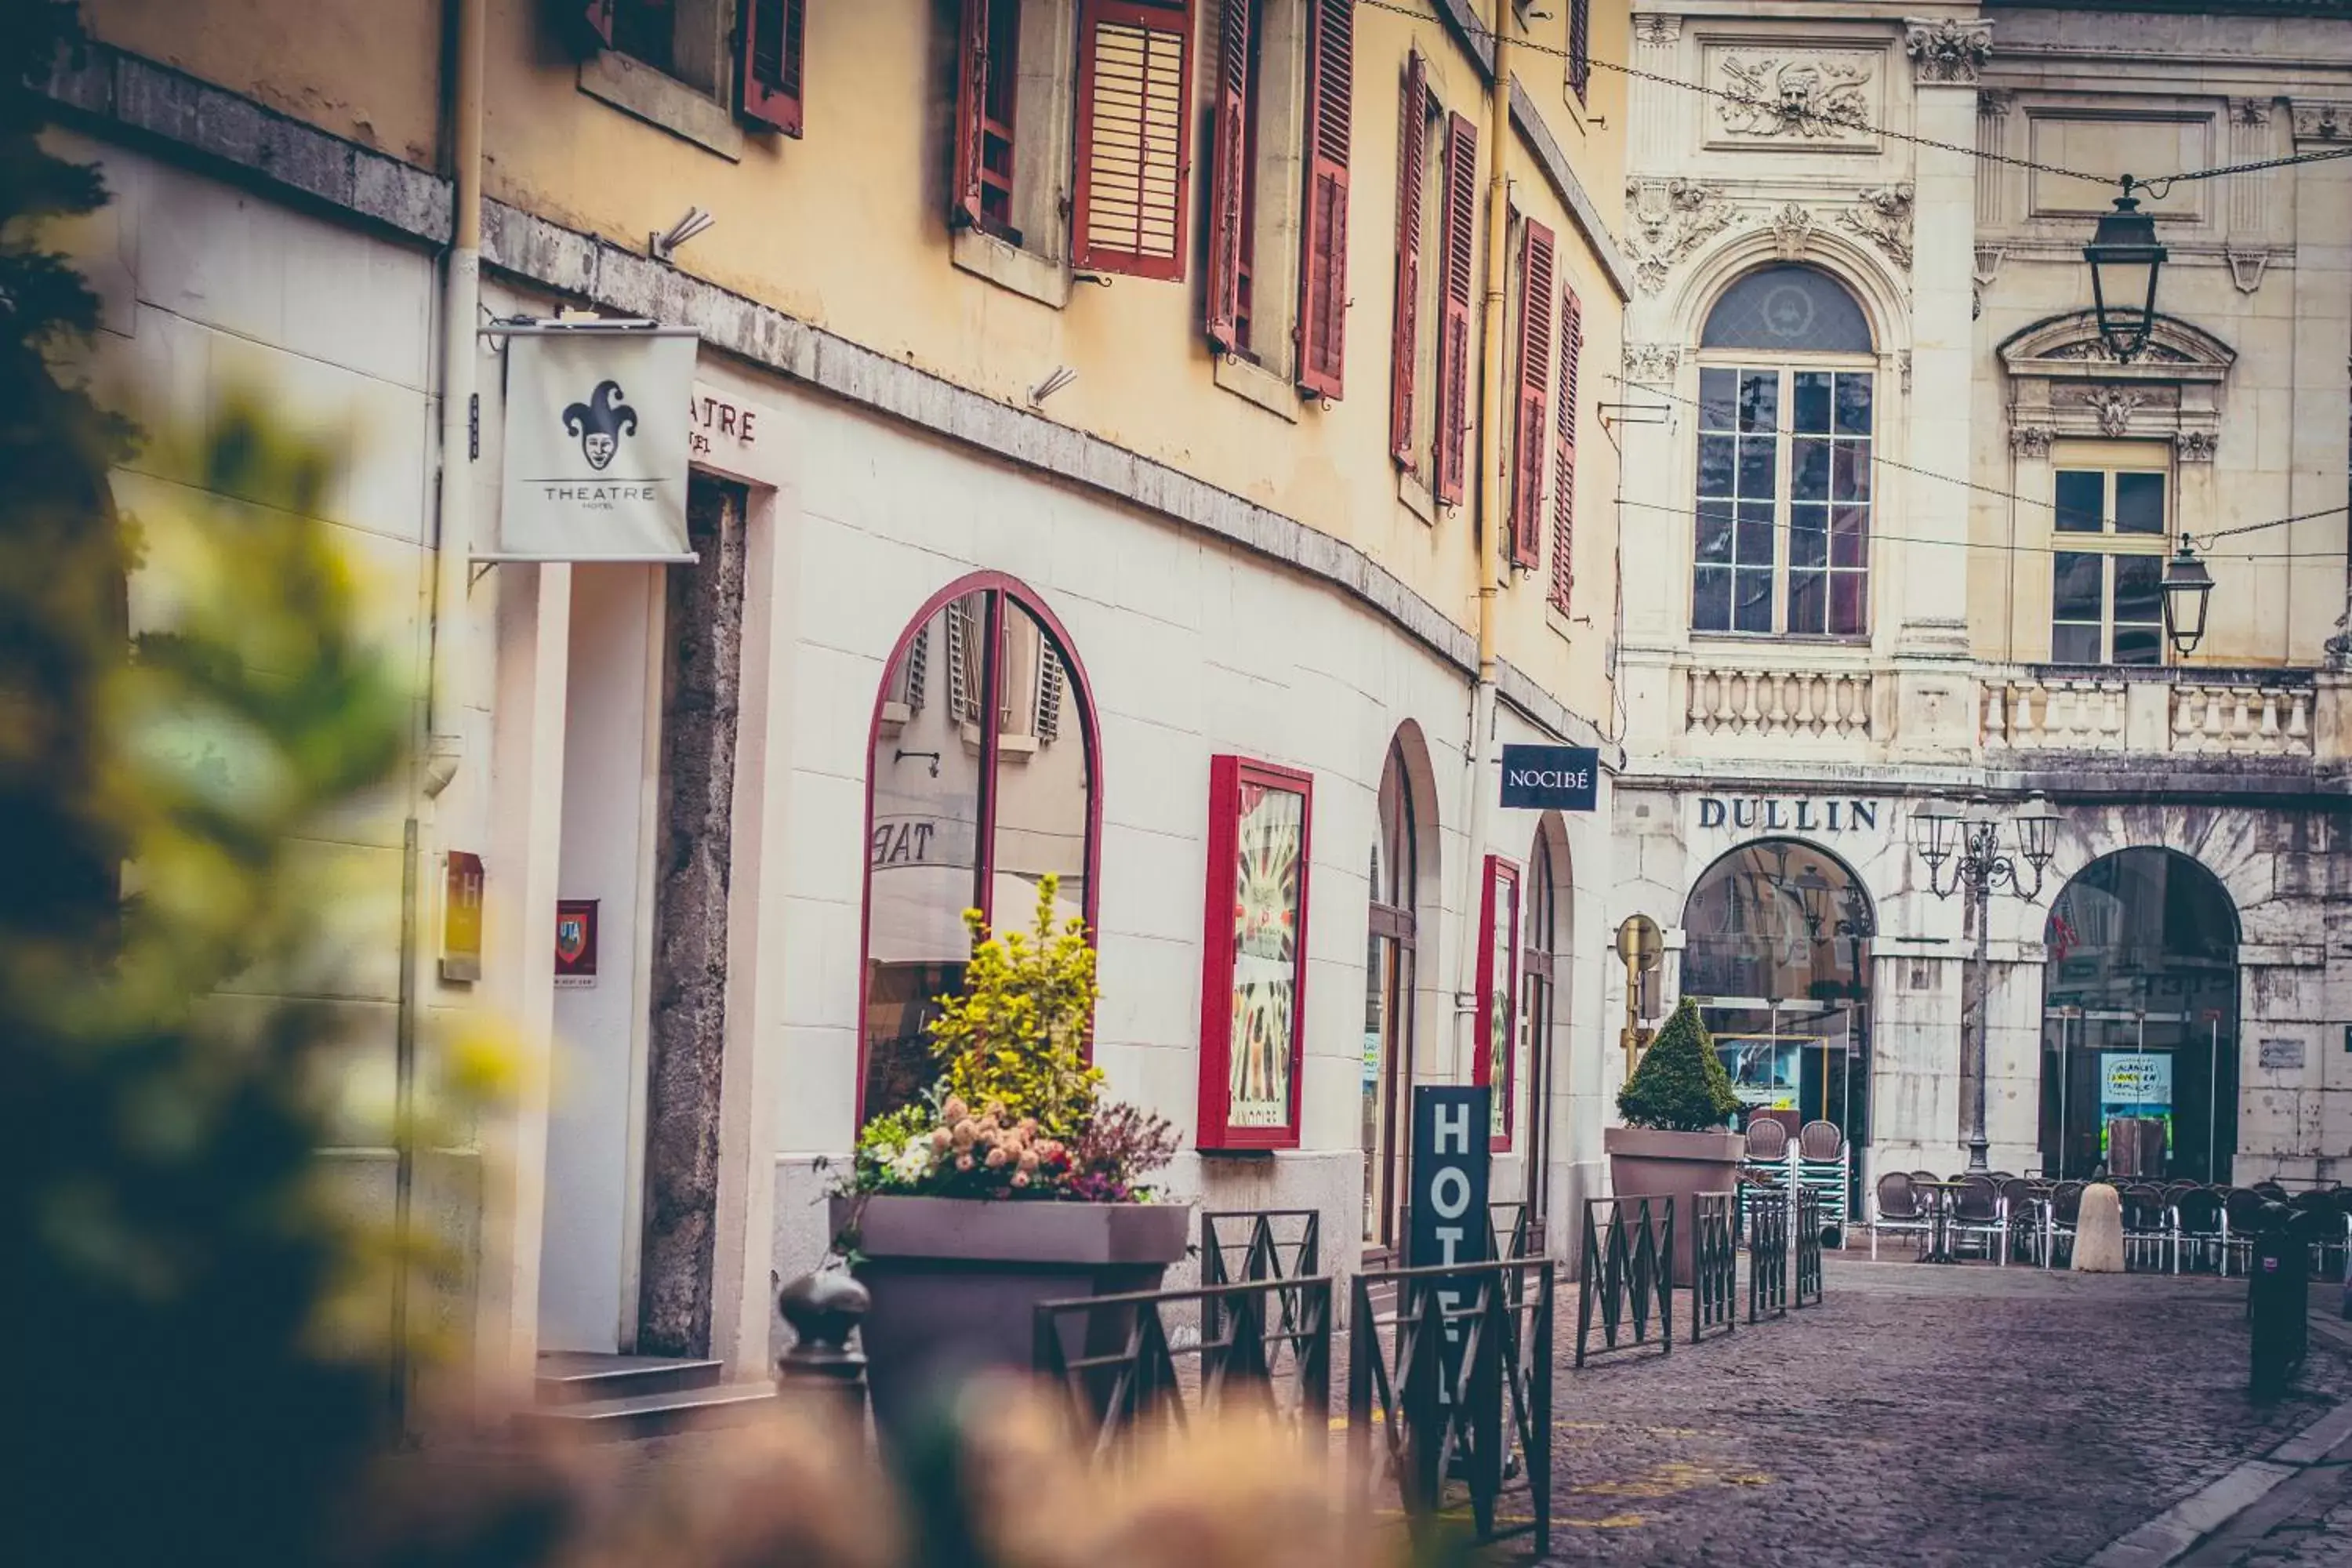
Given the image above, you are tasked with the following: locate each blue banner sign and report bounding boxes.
[1499,744,1599,811]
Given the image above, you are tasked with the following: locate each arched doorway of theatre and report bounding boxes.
[1681,839,1875,1200]
[2039,848,2238,1182]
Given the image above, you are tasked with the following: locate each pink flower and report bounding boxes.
[942,1097,969,1123]
[929,1128,953,1153]
[985,1146,1010,1169]
[956,1153,975,1172]
[1011,1171,1031,1189]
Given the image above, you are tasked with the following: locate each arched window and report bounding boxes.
[859,575,1098,1123]
[1363,739,1420,1250]
[1692,264,1876,639]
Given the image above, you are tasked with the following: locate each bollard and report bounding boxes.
[2246,1202,2309,1401]
[778,1267,872,1424]
[2072,1183,2126,1273]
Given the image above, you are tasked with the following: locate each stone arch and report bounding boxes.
[1670,226,1912,362]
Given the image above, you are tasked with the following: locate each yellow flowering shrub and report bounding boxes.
[925,874,1103,1142]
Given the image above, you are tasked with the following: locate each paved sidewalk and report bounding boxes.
[1544,1258,2348,1566]
[2168,1316,2352,1568]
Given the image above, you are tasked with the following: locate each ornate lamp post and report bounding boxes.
[1911,795,2061,1171]
[2084,177,2169,363]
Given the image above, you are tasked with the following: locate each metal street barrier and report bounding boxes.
[1795,1189,1825,1308]
[1575,1195,1673,1365]
[1690,1190,1738,1343]
[1347,1258,1554,1557]
[1033,1274,1333,1461]
[1749,1187,1790,1322]
[1200,1207,1322,1345]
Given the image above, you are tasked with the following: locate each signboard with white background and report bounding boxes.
[495,326,698,561]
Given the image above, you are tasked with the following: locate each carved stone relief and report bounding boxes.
[2008,426,2053,459]
[2233,98,2273,128]
[1770,203,1816,260]
[1714,51,1877,144]
[2056,383,2154,438]
[2175,430,2220,463]
[2292,101,2348,143]
[1633,14,1680,47]
[1624,177,1739,296]
[2225,249,2272,295]
[1904,18,1994,85]
[1838,183,1915,270]
[1622,343,1682,382]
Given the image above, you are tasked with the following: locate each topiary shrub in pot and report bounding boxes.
[1604,998,1747,1281]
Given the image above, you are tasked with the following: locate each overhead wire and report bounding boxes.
[1352,0,2352,191]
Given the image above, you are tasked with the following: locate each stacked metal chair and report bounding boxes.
[1795,1120,1849,1245]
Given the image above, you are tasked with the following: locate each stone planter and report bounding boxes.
[1604,1126,1747,1284]
[829,1194,1192,1446]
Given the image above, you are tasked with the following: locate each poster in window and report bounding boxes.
[1474,856,1521,1150]
[1197,757,1315,1150]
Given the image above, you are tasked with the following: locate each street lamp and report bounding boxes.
[2161,540,2215,657]
[1911,793,2062,1171]
[2084,177,2168,363]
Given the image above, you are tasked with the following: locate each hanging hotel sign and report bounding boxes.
[492,324,699,563]
[1499,744,1600,811]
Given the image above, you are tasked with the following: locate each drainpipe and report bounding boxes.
[1457,2,1513,1068]
[393,0,485,1432]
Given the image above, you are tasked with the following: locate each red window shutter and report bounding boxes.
[1295,0,1353,397]
[1387,50,1426,463]
[950,0,990,230]
[1073,0,1196,281]
[1433,112,1477,506]
[741,0,805,136]
[1204,0,1252,350]
[1510,220,1555,571]
[1551,285,1583,613]
[1568,0,1592,104]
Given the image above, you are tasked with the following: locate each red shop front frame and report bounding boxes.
[1475,855,1522,1152]
[1196,757,1316,1151]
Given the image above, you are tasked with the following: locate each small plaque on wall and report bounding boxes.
[2258,1037,2304,1072]
[441,851,485,984]
[554,899,599,987]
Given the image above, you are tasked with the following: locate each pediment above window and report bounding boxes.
[1998,311,2236,385]
[1999,312,2233,457]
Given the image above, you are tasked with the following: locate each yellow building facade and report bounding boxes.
[51,0,1635,1418]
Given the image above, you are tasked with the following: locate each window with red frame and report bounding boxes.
[1475,855,1521,1150]
[858,578,1098,1125]
[1196,757,1315,1150]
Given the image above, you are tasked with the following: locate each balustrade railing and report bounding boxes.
[1981,666,2316,758]
[1683,666,1874,741]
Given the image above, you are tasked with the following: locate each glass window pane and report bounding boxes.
[1737,435,1778,498]
[1830,572,1867,637]
[1831,506,1870,567]
[1737,514,1775,566]
[1834,373,1873,437]
[1738,372,1779,434]
[864,594,988,1120]
[2053,551,2105,621]
[1734,568,1773,633]
[1788,569,1824,633]
[990,600,1093,969]
[1693,565,1730,630]
[1831,441,1871,503]
[2112,625,2161,665]
[1700,263,1874,354]
[2114,554,2163,624]
[1697,503,1733,562]
[2051,622,2102,664]
[1793,372,1832,434]
[1790,505,1828,566]
[1699,368,1740,432]
[1791,438,1830,500]
[1698,435,1735,497]
[2055,470,2104,533]
[2115,471,2165,535]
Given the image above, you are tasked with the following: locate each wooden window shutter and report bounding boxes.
[1073,0,1196,280]
[741,0,806,136]
[1433,112,1477,506]
[1388,51,1427,463]
[1295,0,1354,397]
[564,0,615,55]
[1510,219,1555,571]
[1204,0,1251,350]
[1551,285,1583,612]
[1568,0,1592,104]
[950,0,990,230]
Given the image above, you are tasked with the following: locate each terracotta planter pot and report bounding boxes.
[1603,1127,1747,1284]
[829,1194,1192,1447]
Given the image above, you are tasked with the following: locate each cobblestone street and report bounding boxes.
[1542,1258,2352,1566]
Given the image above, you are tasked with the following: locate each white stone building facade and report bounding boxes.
[1609,2,2352,1197]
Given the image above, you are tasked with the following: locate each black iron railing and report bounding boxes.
[1690,1190,1737,1343]
[1348,1258,1553,1557]
[1200,1207,1322,1344]
[1749,1187,1789,1322]
[1795,1189,1824,1308]
[1033,1275,1333,1460]
[1574,1195,1673,1366]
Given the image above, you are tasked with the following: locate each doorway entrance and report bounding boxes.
[2039,848,2238,1182]
[1682,838,1874,1198]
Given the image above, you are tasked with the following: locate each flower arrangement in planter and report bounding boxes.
[830,876,1191,1446]
[844,875,1180,1204]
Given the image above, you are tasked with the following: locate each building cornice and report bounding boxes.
[36,42,1609,756]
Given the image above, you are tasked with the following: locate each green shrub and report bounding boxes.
[1616,997,1742,1132]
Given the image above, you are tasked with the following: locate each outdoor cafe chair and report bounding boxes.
[2044,1181,2086,1269]
[1745,1116,1791,1163]
[2223,1188,2270,1275]
[1998,1178,2043,1265]
[1870,1171,1929,1261]
[2119,1184,2175,1272]
[1950,1174,2006,1262]
[1797,1120,1844,1162]
[2173,1189,2227,1274]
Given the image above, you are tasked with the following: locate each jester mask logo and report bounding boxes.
[562,379,638,471]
